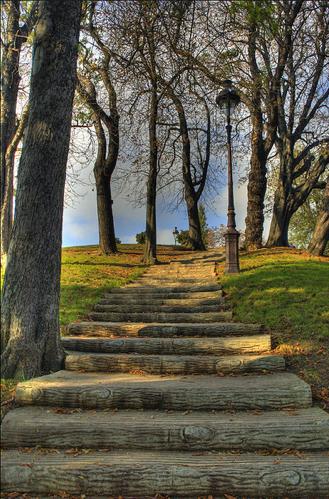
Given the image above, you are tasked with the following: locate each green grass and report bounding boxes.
[219,248,329,340]
[60,244,146,327]
[217,248,329,409]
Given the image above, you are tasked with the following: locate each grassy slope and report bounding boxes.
[2,245,328,412]
[217,248,329,409]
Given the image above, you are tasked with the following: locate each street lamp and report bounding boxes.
[173,226,179,246]
[216,79,241,274]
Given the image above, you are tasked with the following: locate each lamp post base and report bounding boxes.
[225,228,240,274]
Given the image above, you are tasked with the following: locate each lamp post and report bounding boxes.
[216,80,240,274]
[173,226,179,246]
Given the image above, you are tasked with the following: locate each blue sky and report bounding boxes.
[62,163,254,247]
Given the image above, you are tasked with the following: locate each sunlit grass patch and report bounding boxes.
[60,244,148,327]
[218,248,329,340]
[217,248,329,409]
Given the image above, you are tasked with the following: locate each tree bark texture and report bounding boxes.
[95,172,117,254]
[308,181,329,256]
[266,182,292,247]
[143,88,158,264]
[244,113,267,250]
[0,0,81,379]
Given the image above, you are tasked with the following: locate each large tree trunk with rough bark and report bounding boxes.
[266,185,292,247]
[143,89,158,264]
[0,0,81,379]
[95,170,117,254]
[245,114,267,250]
[308,182,329,256]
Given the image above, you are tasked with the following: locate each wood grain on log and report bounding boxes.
[2,406,328,450]
[142,275,217,281]
[15,371,312,410]
[98,296,223,306]
[2,449,329,496]
[105,284,222,293]
[93,304,226,313]
[62,334,271,355]
[64,352,285,375]
[66,321,265,338]
[102,290,223,300]
[130,279,219,287]
[89,311,233,323]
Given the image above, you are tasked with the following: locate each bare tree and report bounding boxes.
[163,82,210,250]
[267,3,329,246]
[167,0,303,249]
[1,0,81,378]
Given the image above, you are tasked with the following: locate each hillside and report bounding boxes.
[2,245,328,413]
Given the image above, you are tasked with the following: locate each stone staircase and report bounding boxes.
[1,252,329,497]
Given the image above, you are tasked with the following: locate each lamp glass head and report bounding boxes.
[216,81,241,117]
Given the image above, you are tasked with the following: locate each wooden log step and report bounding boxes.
[2,449,329,497]
[65,352,284,375]
[147,264,215,270]
[132,278,218,286]
[66,321,265,338]
[145,272,216,278]
[3,406,328,451]
[105,284,222,293]
[102,290,223,301]
[62,334,271,355]
[142,272,216,279]
[172,264,217,269]
[98,296,223,306]
[153,264,215,270]
[89,310,233,323]
[93,303,226,313]
[15,371,312,411]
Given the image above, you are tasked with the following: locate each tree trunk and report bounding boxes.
[266,186,292,247]
[143,89,158,265]
[186,194,205,250]
[95,170,117,254]
[1,0,21,256]
[1,0,81,379]
[1,105,30,259]
[169,89,205,251]
[267,145,329,248]
[308,182,329,256]
[245,115,267,250]
[0,156,14,257]
[76,71,119,256]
